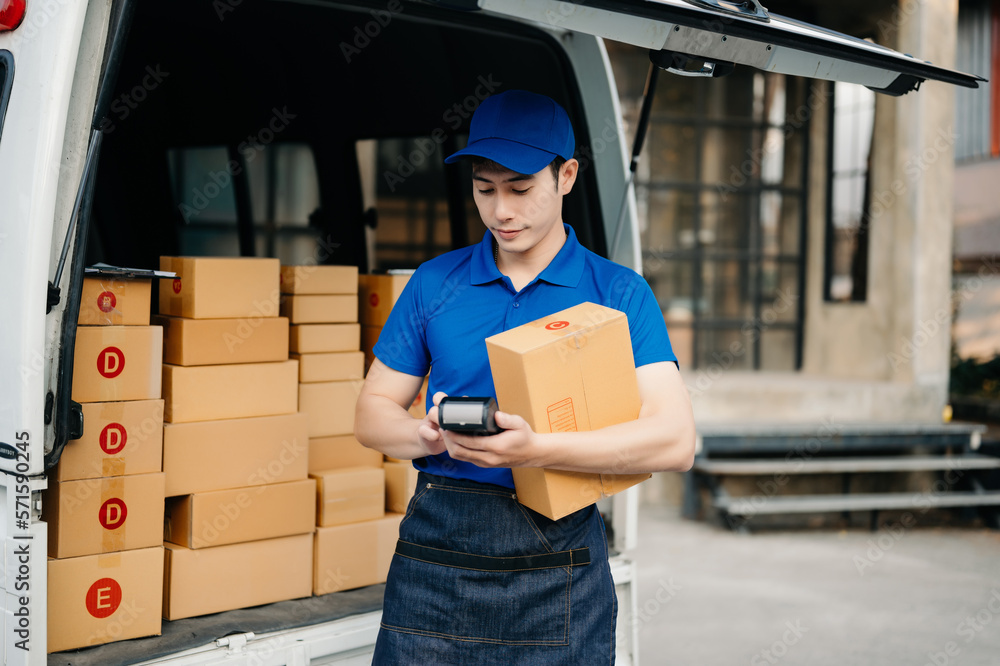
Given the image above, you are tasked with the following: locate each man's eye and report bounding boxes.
[477,189,494,195]
[512,188,530,195]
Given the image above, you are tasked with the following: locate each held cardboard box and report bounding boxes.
[280,264,359,294]
[57,399,164,481]
[154,315,290,366]
[72,326,163,403]
[163,534,312,620]
[309,435,383,472]
[78,276,152,326]
[310,466,385,527]
[291,351,364,383]
[48,546,164,653]
[485,302,651,521]
[358,274,410,327]
[280,294,358,324]
[159,256,280,319]
[289,323,361,353]
[43,473,167,558]
[313,513,403,595]
[162,360,298,423]
[408,375,429,419]
[384,461,419,514]
[298,380,363,437]
[162,413,309,496]
[164,479,316,549]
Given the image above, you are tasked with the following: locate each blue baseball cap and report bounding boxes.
[444,90,575,175]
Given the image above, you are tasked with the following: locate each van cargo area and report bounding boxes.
[36,1,636,663]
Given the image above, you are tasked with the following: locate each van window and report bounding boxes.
[357,137,481,272]
[0,51,12,139]
[166,142,321,263]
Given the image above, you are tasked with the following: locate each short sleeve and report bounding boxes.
[611,270,676,368]
[372,271,432,378]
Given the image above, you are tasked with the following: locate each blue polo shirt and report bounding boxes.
[373,224,676,488]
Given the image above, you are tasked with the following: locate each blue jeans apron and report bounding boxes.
[373,472,617,665]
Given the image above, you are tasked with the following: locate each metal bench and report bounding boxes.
[683,422,1000,531]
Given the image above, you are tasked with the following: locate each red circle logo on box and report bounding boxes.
[172,278,182,294]
[545,321,570,330]
[97,347,125,379]
[100,422,128,454]
[99,498,127,530]
[86,578,122,619]
[369,293,379,308]
[97,291,117,313]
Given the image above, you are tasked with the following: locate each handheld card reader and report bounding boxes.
[438,396,503,436]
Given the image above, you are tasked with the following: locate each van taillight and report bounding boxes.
[0,0,26,32]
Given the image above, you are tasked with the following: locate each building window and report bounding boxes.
[955,0,998,162]
[609,44,809,371]
[825,82,875,302]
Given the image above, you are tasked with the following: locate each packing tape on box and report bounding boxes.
[100,477,127,553]
[97,551,124,569]
[94,402,128,476]
[103,457,126,477]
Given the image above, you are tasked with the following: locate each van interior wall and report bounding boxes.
[88,0,602,279]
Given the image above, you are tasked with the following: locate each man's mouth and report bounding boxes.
[496,228,524,240]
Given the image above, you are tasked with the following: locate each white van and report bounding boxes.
[0,0,981,663]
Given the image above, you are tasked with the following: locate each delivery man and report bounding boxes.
[355,89,696,664]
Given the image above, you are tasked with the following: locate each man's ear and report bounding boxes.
[558,158,579,194]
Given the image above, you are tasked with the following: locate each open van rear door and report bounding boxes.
[456,0,985,93]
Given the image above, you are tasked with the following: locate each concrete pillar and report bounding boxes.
[879,0,958,400]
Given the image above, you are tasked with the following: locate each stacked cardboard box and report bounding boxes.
[157,256,313,620]
[283,265,371,453]
[279,266,399,594]
[358,272,426,507]
[46,273,165,653]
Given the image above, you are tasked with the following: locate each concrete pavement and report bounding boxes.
[629,503,1000,666]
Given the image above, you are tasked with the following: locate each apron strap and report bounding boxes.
[395,539,591,572]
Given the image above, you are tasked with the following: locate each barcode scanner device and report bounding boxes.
[437,396,503,436]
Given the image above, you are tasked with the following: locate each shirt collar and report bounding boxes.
[469,224,585,287]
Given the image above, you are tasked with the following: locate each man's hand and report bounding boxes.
[416,392,447,456]
[433,390,541,468]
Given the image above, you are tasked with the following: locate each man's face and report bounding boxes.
[471,159,578,258]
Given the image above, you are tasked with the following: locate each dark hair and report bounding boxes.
[469,155,567,187]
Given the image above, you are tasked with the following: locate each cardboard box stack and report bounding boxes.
[157,257,313,620]
[46,272,165,653]
[358,272,424,502]
[282,265,369,449]
[280,265,400,594]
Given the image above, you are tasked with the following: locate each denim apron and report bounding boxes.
[373,472,617,665]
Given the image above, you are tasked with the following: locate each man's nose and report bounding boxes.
[494,193,515,222]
